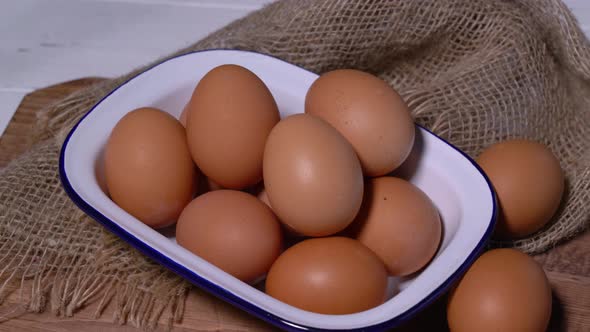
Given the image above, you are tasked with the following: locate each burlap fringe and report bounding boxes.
[0,226,188,330]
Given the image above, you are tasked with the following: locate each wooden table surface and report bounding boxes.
[0,79,588,331]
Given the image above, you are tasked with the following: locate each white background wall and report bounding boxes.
[1,0,588,136]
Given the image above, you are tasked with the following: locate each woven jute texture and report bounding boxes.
[1,0,589,328]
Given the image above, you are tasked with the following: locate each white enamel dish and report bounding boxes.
[59,49,496,331]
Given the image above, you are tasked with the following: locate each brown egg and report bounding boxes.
[104,107,196,228]
[354,177,441,276]
[476,139,564,239]
[186,64,280,189]
[176,190,282,283]
[305,69,415,176]
[263,114,364,237]
[266,237,388,315]
[447,248,552,332]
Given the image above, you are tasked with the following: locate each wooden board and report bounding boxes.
[0,78,103,168]
[0,80,588,331]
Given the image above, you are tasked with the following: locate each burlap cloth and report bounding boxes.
[1,0,589,329]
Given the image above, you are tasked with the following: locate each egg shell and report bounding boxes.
[447,248,552,332]
[305,69,415,176]
[263,114,364,237]
[176,190,283,283]
[186,64,280,189]
[354,176,441,276]
[265,237,388,315]
[476,139,564,239]
[104,107,196,228]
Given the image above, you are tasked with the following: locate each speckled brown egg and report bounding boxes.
[263,114,364,237]
[266,237,388,314]
[354,176,441,276]
[176,190,283,283]
[305,69,415,176]
[104,107,196,228]
[476,139,564,239]
[186,64,280,189]
[447,248,552,332]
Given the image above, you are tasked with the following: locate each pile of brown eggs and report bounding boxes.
[104,64,563,330]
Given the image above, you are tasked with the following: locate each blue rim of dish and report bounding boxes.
[59,49,497,332]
